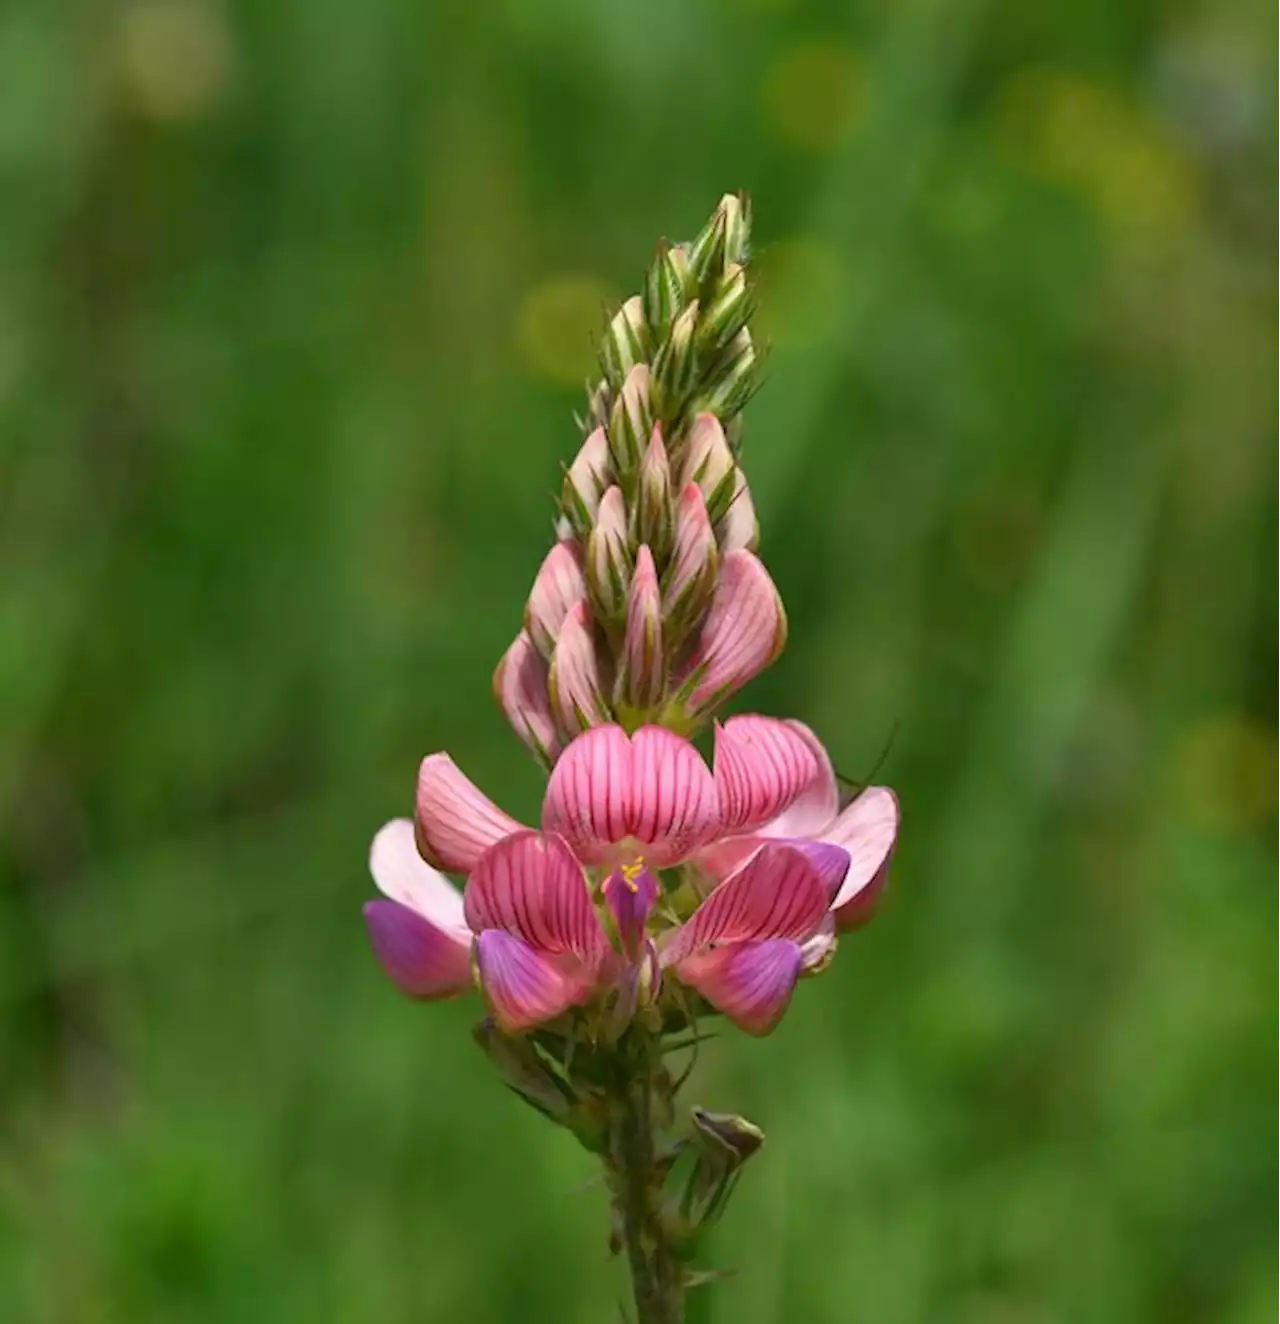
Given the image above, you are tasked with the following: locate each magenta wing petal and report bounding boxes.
[464,830,609,969]
[713,715,828,834]
[415,753,525,875]
[363,899,473,999]
[627,726,720,867]
[825,787,899,909]
[474,930,592,1034]
[660,842,829,967]
[674,938,804,1036]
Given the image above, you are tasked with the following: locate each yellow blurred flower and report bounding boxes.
[1171,714,1276,835]
[515,275,616,386]
[762,41,864,153]
[114,0,233,123]
[754,238,847,348]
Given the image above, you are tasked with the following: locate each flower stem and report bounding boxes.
[608,1041,684,1324]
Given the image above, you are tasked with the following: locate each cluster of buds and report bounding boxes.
[495,195,785,767]
[364,195,900,1314]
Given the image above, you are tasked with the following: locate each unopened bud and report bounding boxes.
[493,630,560,768]
[717,467,759,554]
[643,242,696,342]
[676,1107,765,1231]
[697,263,751,354]
[473,1018,574,1120]
[585,485,632,620]
[696,327,757,423]
[652,299,700,417]
[607,363,652,482]
[560,425,611,539]
[679,549,786,716]
[680,413,737,526]
[662,483,718,643]
[548,600,610,734]
[619,545,665,711]
[719,193,751,267]
[635,426,674,566]
[525,541,587,661]
[599,296,649,389]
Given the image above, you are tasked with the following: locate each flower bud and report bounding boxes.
[473,1018,574,1121]
[679,549,786,716]
[717,467,759,554]
[643,242,695,341]
[635,425,674,566]
[680,412,737,526]
[607,363,652,482]
[560,425,611,539]
[675,1107,765,1232]
[585,485,632,621]
[687,192,751,290]
[618,545,665,712]
[493,630,560,768]
[548,600,610,733]
[524,541,587,661]
[697,263,751,354]
[652,299,700,418]
[599,295,649,390]
[662,482,718,644]
[696,327,757,422]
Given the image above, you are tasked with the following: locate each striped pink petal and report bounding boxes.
[415,754,525,875]
[370,819,469,938]
[493,631,560,767]
[674,938,803,1036]
[825,787,900,910]
[713,715,827,834]
[660,842,829,967]
[541,724,720,867]
[684,551,787,713]
[474,930,593,1033]
[525,541,587,660]
[755,720,840,838]
[463,830,610,969]
[363,900,473,1000]
[548,600,609,733]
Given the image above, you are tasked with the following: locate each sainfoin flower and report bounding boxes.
[365,719,897,1035]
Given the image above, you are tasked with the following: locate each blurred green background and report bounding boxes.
[1,1,1275,1321]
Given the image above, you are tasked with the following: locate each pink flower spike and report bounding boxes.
[675,939,804,1036]
[663,482,718,636]
[549,600,609,733]
[464,830,611,971]
[562,425,610,533]
[713,715,827,834]
[586,486,632,620]
[494,631,560,767]
[620,545,664,710]
[661,842,829,967]
[525,541,587,660]
[475,930,593,1034]
[684,550,787,713]
[825,787,900,910]
[415,754,525,875]
[363,900,473,999]
[602,866,660,959]
[541,725,720,867]
[680,412,735,509]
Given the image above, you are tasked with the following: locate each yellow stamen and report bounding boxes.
[620,860,645,894]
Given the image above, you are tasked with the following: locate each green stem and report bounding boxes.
[608,1047,684,1324]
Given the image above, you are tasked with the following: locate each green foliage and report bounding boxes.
[0,1,1273,1321]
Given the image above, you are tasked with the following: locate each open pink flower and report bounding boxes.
[699,715,900,930]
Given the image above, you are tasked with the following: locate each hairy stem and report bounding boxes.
[608,1044,683,1324]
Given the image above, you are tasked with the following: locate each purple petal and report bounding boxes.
[674,939,803,1036]
[660,842,829,967]
[363,899,473,999]
[792,841,851,902]
[463,830,609,968]
[369,819,469,935]
[474,930,592,1033]
[602,866,659,959]
[494,631,561,766]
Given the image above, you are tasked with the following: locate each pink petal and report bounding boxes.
[548,600,609,733]
[370,819,469,937]
[793,841,851,900]
[674,939,803,1036]
[833,856,893,932]
[493,631,560,766]
[684,551,787,713]
[541,725,720,867]
[713,715,828,834]
[474,930,592,1033]
[525,541,587,660]
[755,720,839,838]
[619,546,664,710]
[717,469,758,554]
[660,842,829,966]
[825,787,900,910]
[627,726,720,867]
[415,754,525,875]
[363,900,473,999]
[463,830,610,968]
